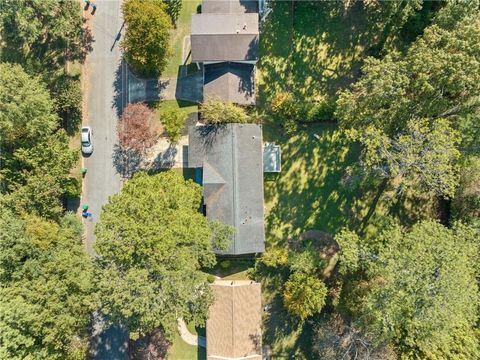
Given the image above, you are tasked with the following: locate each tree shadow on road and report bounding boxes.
[112,144,143,179]
[112,61,127,118]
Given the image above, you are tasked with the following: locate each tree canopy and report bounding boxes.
[0,209,95,360]
[0,63,58,144]
[338,221,480,359]
[117,103,161,153]
[121,0,172,76]
[283,272,328,321]
[0,0,89,72]
[336,15,480,136]
[94,171,230,337]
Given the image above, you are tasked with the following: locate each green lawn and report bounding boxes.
[167,332,206,360]
[163,0,201,78]
[258,1,403,104]
[203,259,255,281]
[260,123,438,357]
[157,99,198,117]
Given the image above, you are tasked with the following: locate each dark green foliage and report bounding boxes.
[452,157,480,226]
[0,63,58,144]
[337,15,480,136]
[163,0,182,24]
[0,0,90,73]
[0,210,95,359]
[122,0,172,76]
[52,75,83,135]
[94,171,222,337]
[1,130,78,219]
[344,221,480,359]
[63,177,82,199]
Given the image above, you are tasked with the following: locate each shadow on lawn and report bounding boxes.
[263,123,373,245]
[258,1,433,104]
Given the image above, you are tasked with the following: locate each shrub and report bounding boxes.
[271,92,337,129]
[52,75,82,135]
[306,97,337,122]
[206,274,216,283]
[63,177,81,198]
[161,108,186,143]
[260,247,289,267]
[283,272,328,320]
[201,98,251,124]
[219,260,231,269]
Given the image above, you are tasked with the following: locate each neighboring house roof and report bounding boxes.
[202,0,259,14]
[191,13,259,62]
[188,124,265,255]
[204,63,255,105]
[207,280,262,360]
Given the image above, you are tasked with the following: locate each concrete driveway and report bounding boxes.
[81,0,128,358]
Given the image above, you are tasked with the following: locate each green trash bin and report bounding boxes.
[82,204,89,211]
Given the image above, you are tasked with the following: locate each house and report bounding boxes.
[206,280,262,360]
[190,0,260,105]
[188,123,265,255]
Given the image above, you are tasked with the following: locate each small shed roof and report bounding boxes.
[204,63,255,105]
[263,142,281,173]
[207,280,262,360]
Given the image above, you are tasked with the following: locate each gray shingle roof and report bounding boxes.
[191,13,259,62]
[204,63,255,105]
[202,0,259,14]
[188,124,265,255]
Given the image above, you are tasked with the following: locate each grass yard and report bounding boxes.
[203,259,255,281]
[260,123,439,357]
[167,332,206,360]
[163,0,201,78]
[157,99,198,117]
[258,1,412,104]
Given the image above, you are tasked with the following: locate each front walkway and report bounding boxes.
[177,319,206,348]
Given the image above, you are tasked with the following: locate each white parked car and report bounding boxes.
[81,126,93,154]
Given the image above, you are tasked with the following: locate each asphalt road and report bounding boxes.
[82,1,128,358]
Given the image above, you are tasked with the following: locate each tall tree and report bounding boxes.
[1,130,78,219]
[336,14,480,136]
[0,209,95,360]
[121,0,172,76]
[0,0,89,71]
[340,221,480,359]
[94,171,231,337]
[117,103,161,153]
[348,118,460,198]
[0,63,58,144]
